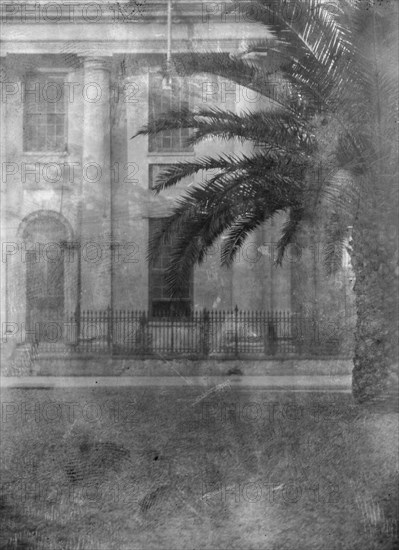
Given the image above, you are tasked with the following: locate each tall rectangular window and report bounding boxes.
[24,72,67,152]
[149,218,193,317]
[148,74,192,153]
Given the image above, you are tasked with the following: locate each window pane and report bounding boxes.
[162,135,171,149]
[56,135,64,150]
[148,73,193,153]
[24,72,67,152]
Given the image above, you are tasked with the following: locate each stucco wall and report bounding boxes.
[2,53,353,329]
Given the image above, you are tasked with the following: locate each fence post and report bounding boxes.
[202,308,210,357]
[107,305,112,353]
[296,315,303,356]
[75,305,80,347]
[171,314,174,354]
[234,305,239,358]
[140,310,148,355]
[268,311,277,356]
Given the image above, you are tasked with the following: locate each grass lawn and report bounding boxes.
[0,385,398,550]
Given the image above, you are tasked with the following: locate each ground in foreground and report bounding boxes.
[1,386,398,549]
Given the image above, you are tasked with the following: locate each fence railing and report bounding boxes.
[28,306,351,358]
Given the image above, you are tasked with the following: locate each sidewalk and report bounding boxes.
[1,374,352,391]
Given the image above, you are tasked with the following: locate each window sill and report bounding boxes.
[23,151,69,156]
[22,183,74,192]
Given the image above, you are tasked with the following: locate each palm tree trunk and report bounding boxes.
[351,214,398,402]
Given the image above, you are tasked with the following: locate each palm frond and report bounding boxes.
[136,0,398,295]
[323,214,349,275]
[171,51,295,111]
[134,105,316,157]
[220,209,271,266]
[151,150,309,193]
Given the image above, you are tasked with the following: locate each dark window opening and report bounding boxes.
[149,218,193,317]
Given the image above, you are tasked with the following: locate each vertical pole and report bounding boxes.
[203,308,210,357]
[297,312,303,356]
[171,313,174,354]
[268,311,277,356]
[107,305,112,353]
[76,238,81,344]
[74,307,79,349]
[144,310,148,356]
[234,304,239,358]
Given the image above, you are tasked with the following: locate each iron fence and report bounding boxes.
[29,306,349,358]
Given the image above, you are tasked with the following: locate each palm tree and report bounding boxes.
[133,0,398,402]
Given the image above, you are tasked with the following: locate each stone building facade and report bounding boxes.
[0,1,353,341]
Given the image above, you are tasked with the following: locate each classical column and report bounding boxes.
[0,55,8,328]
[80,56,112,310]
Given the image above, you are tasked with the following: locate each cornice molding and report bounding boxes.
[0,1,250,24]
[0,39,249,55]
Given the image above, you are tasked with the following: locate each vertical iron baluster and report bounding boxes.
[80,310,83,352]
[242,309,245,355]
[171,313,173,355]
[203,309,210,357]
[82,309,86,352]
[234,305,238,358]
[221,310,225,355]
[89,310,92,353]
[114,309,118,355]
[129,309,132,355]
[130,310,134,354]
[223,310,226,356]
[122,310,125,354]
[101,309,103,353]
[118,309,122,354]
[97,310,101,353]
[298,313,303,356]
[133,310,136,355]
[84,309,88,353]
[107,305,111,353]
[119,310,122,354]
[136,310,140,355]
[99,310,103,353]
[145,310,150,356]
[117,309,120,355]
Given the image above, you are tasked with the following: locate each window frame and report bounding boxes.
[148,73,193,154]
[148,217,194,318]
[23,70,68,154]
